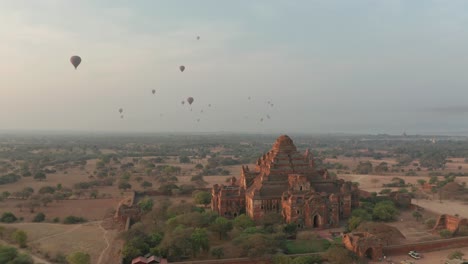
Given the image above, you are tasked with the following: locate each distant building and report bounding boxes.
[211,135,360,229]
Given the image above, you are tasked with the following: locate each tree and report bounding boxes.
[193,191,211,207]
[195,164,204,170]
[323,246,356,264]
[66,252,91,264]
[425,218,436,229]
[33,171,46,181]
[440,229,452,238]
[292,256,322,264]
[0,245,33,264]
[179,156,191,163]
[211,217,233,240]
[1,212,17,223]
[417,179,426,186]
[374,162,388,174]
[233,214,255,230]
[354,161,373,174]
[283,223,298,238]
[12,230,27,248]
[372,201,398,221]
[429,175,438,184]
[190,228,210,257]
[412,211,422,222]
[211,247,224,259]
[33,212,45,223]
[448,250,464,260]
[138,197,154,213]
[141,181,152,189]
[118,181,132,191]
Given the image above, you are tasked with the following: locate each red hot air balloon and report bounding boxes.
[70,56,81,69]
[187,97,194,105]
[179,65,185,72]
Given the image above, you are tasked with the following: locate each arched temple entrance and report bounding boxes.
[313,215,320,228]
[365,248,373,259]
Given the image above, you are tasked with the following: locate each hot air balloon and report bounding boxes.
[70,56,81,69]
[197,36,200,40]
[187,97,194,105]
[179,65,185,72]
[152,89,156,95]
[260,118,264,122]
[181,101,185,105]
[119,108,123,114]
[267,114,271,119]
[197,118,200,122]
[248,96,251,100]
[120,115,124,119]
[200,110,204,113]
[208,104,211,107]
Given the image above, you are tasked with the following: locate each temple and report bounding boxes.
[211,135,360,229]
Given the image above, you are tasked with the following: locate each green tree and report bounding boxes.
[211,217,233,240]
[118,181,132,190]
[141,181,153,189]
[425,218,436,229]
[193,191,211,207]
[138,197,154,213]
[374,162,388,174]
[179,156,191,163]
[33,212,45,223]
[323,246,355,264]
[292,255,322,264]
[354,161,373,174]
[12,230,27,248]
[211,247,224,259]
[33,172,46,181]
[372,201,398,221]
[412,211,422,222]
[417,179,426,186]
[233,214,255,230]
[283,223,298,238]
[440,229,452,238]
[429,175,438,184]
[190,228,210,257]
[66,252,91,264]
[272,255,292,264]
[1,212,17,223]
[195,164,204,170]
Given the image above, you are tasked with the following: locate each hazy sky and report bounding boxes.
[2,0,468,135]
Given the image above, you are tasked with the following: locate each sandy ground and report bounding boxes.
[413,199,468,219]
[371,247,468,264]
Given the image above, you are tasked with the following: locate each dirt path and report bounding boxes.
[97,222,110,264]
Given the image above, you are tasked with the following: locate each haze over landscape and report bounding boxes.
[1,1,468,135]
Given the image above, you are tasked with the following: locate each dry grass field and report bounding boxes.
[0,198,120,222]
[3,221,120,264]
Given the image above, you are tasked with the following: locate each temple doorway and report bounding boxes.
[313,215,320,228]
[365,248,373,259]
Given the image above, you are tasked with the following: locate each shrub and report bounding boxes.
[440,229,453,238]
[63,216,87,224]
[1,212,17,223]
[425,218,436,229]
[33,213,46,223]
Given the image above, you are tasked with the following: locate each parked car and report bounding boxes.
[408,251,421,259]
